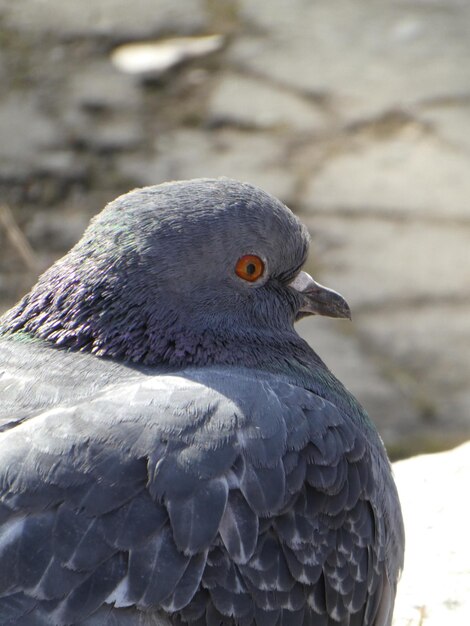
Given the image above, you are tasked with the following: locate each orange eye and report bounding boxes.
[235,255,265,282]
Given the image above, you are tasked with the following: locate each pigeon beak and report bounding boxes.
[289,271,352,321]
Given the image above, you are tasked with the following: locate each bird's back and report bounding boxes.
[0,336,403,625]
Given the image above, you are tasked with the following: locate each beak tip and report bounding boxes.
[332,301,352,321]
[290,272,352,321]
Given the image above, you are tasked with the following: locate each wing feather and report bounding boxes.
[127,525,189,606]
[0,346,403,625]
[52,553,127,623]
[166,478,229,554]
[219,488,259,564]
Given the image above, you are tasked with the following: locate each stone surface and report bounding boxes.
[64,110,144,152]
[0,95,62,175]
[118,128,297,201]
[356,304,470,453]
[418,103,470,155]
[393,442,470,625]
[359,305,470,394]
[67,61,142,112]
[111,35,224,77]
[35,150,87,181]
[209,72,328,131]
[301,214,470,309]
[302,133,470,219]
[232,0,470,121]
[1,0,208,40]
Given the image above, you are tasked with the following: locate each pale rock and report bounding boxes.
[1,0,207,40]
[111,35,224,77]
[118,128,296,202]
[209,73,328,131]
[232,0,470,121]
[0,95,62,175]
[359,305,470,395]
[301,215,470,310]
[418,103,470,155]
[302,135,470,219]
[393,442,470,625]
[68,61,142,112]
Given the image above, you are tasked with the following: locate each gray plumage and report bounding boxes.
[0,178,404,625]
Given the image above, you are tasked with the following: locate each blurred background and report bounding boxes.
[0,0,469,460]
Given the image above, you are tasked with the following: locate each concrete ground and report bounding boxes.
[393,442,470,625]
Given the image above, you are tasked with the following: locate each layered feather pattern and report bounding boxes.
[0,341,403,625]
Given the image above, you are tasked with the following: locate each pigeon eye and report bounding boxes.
[235,255,265,282]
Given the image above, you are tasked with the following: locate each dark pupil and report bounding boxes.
[246,263,256,275]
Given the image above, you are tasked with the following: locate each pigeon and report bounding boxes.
[0,178,404,626]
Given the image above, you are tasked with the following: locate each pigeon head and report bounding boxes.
[1,179,350,368]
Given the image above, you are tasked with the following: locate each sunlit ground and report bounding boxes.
[393,442,470,625]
